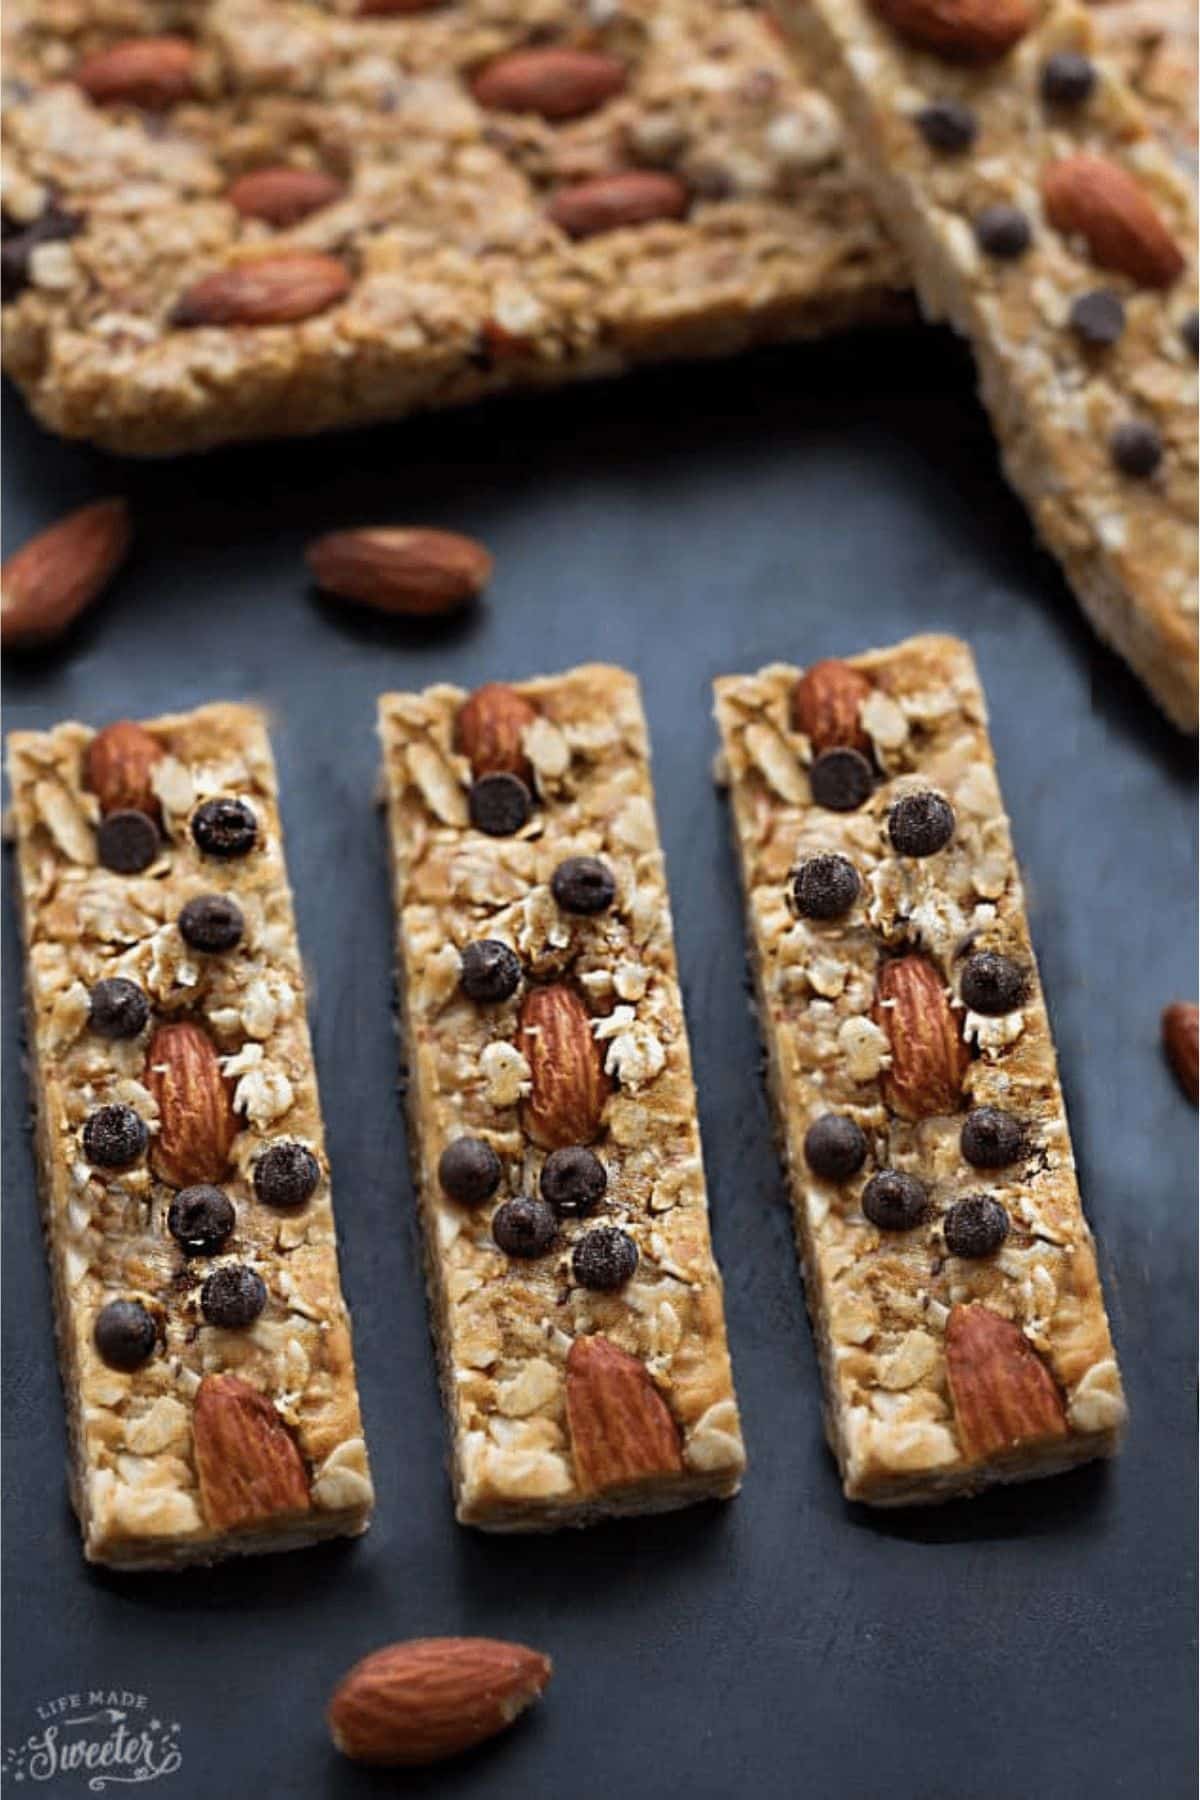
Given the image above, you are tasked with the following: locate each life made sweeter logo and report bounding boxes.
[3,1690,183,1791]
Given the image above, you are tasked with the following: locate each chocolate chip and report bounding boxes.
[200,1264,267,1328]
[550,855,616,914]
[1182,310,1199,359]
[468,772,532,836]
[253,1142,321,1209]
[943,1194,1009,1258]
[97,809,160,874]
[888,790,955,857]
[862,1170,928,1231]
[1110,420,1163,478]
[961,1107,1026,1168]
[915,100,977,152]
[809,747,873,812]
[573,1226,638,1291]
[1,203,81,303]
[974,205,1031,260]
[179,893,244,952]
[460,938,521,1004]
[961,951,1025,1014]
[88,976,149,1039]
[1040,51,1095,106]
[93,1298,157,1371]
[83,1103,147,1170]
[791,853,860,920]
[540,1145,607,1218]
[1068,289,1125,347]
[438,1136,502,1206]
[804,1113,867,1181]
[191,796,258,858]
[168,1185,235,1255]
[492,1196,558,1259]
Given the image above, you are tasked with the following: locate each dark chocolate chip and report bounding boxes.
[540,1145,607,1219]
[168,1185,235,1255]
[88,976,150,1039]
[97,809,160,874]
[438,1136,502,1207]
[253,1142,321,1209]
[862,1170,928,1231]
[1182,310,1199,359]
[888,789,955,857]
[974,205,1031,260]
[200,1263,267,1329]
[1110,420,1163,478]
[492,1196,558,1259]
[550,855,617,914]
[804,1113,868,1181]
[460,938,521,1004]
[468,772,532,836]
[191,796,258,858]
[1040,51,1096,106]
[943,1194,1010,1258]
[1068,289,1125,347]
[572,1225,638,1291]
[915,100,977,152]
[93,1298,157,1371]
[179,892,244,952]
[961,1106,1026,1168]
[809,747,874,812]
[961,951,1025,1014]
[1,203,81,303]
[791,853,860,920]
[83,1103,147,1170]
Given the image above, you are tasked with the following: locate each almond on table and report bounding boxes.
[378,664,745,1529]
[6,704,373,1568]
[329,1638,552,1767]
[1,498,131,649]
[715,636,1127,1505]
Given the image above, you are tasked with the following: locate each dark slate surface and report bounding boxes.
[2,329,1196,1800]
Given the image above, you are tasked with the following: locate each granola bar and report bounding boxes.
[714,636,1127,1505]
[773,0,1198,731]
[6,703,374,1567]
[378,664,745,1529]
[0,0,907,456]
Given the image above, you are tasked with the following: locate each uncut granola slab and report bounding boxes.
[379,665,744,1529]
[7,703,373,1568]
[715,636,1126,1505]
[773,0,1198,731]
[0,0,907,456]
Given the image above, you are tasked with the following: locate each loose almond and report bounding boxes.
[518,985,610,1149]
[566,1335,684,1494]
[1041,155,1185,288]
[1162,1001,1198,1104]
[945,1304,1068,1462]
[170,253,351,327]
[1,498,131,650]
[872,954,969,1119]
[74,36,197,108]
[328,1637,552,1767]
[869,0,1032,61]
[145,1021,238,1188]
[193,1374,310,1532]
[471,48,627,120]
[306,527,492,616]
[546,171,689,239]
[791,658,872,755]
[84,720,164,821]
[227,167,345,227]
[455,682,538,782]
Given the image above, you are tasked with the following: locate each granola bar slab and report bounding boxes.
[772,0,1198,731]
[715,636,1126,1505]
[6,703,374,1567]
[378,664,745,1529]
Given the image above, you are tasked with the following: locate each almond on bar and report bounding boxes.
[714,636,1126,1505]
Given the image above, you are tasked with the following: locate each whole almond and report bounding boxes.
[328,1638,552,1767]
[85,720,164,821]
[872,955,969,1119]
[306,527,492,617]
[170,253,351,327]
[193,1374,310,1532]
[1162,1001,1198,1103]
[518,985,610,1149]
[455,682,538,782]
[145,1021,238,1188]
[791,658,872,755]
[546,172,689,240]
[1,498,131,650]
[227,167,345,227]
[869,0,1032,61]
[471,48,627,120]
[566,1335,684,1495]
[1041,155,1185,288]
[74,36,197,108]
[945,1304,1069,1462]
